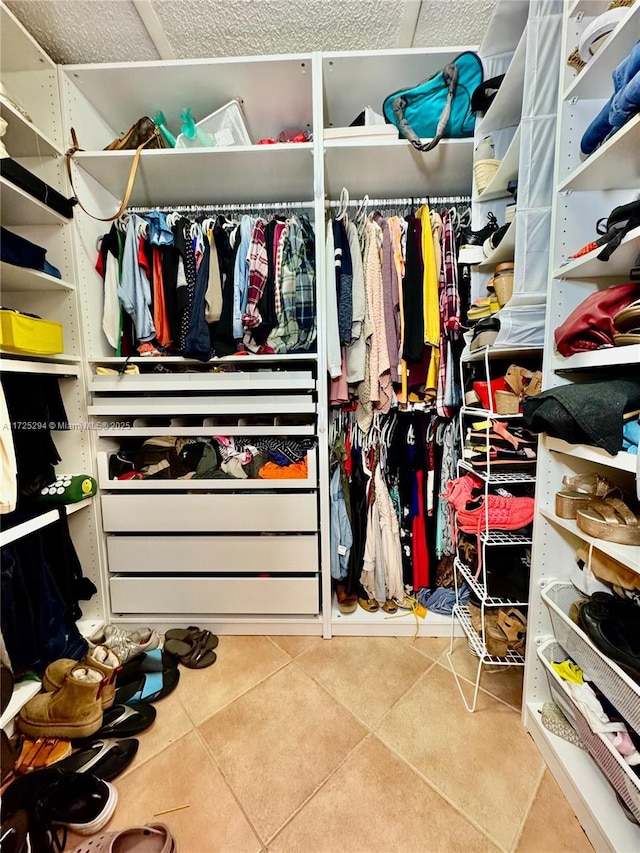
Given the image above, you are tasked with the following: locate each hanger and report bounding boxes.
[335,187,349,221]
[166,210,181,228]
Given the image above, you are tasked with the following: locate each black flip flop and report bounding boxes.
[114,665,180,706]
[55,738,138,782]
[164,626,219,658]
[117,649,178,685]
[81,702,156,740]
[165,630,217,668]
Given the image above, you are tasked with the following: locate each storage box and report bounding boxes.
[0,309,64,355]
[176,100,252,148]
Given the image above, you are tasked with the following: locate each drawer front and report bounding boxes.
[101,493,318,532]
[90,371,315,393]
[110,575,319,615]
[107,534,319,574]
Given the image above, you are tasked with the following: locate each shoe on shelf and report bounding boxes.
[467,294,500,323]
[576,497,640,546]
[555,472,622,519]
[18,666,104,740]
[469,315,500,351]
[483,224,510,258]
[336,583,358,614]
[578,592,640,682]
[474,135,500,194]
[459,212,499,265]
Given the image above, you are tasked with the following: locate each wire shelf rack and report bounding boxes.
[480,529,533,546]
[454,556,529,607]
[453,604,526,666]
[459,460,537,484]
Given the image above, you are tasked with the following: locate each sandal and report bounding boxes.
[79,702,156,741]
[164,629,218,669]
[54,738,138,782]
[163,626,219,657]
[336,583,358,614]
[382,600,398,614]
[555,473,621,519]
[358,597,379,613]
[497,607,527,653]
[114,666,180,705]
[577,497,640,545]
[14,736,72,774]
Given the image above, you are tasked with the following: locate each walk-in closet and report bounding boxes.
[1,0,639,850]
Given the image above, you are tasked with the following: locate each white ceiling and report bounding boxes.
[6,0,495,64]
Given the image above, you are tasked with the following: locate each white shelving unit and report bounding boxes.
[524,2,640,847]
[0,1,105,732]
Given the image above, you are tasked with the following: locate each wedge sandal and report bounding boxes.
[577,497,640,545]
[555,473,621,519]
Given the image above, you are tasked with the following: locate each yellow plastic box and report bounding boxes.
[0,309,64,355]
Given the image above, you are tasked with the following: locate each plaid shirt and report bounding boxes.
[436,210,461,417]
[242,219,268,340]
[269,216,317,353]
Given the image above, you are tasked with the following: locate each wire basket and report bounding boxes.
[542,581,640,732]
[474,159,500,194]
[538,639,640,823]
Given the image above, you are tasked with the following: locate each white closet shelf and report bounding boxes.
[90,353,317,364]
[554,224,640,279]
[564,4,640,101]
[90,372,315,393]
[0,499,93,547]
[458,460,537,484]
[477,26,527,133]
[526,703,640,853]
[0,3,55,72]
[475,218,516,271]
[552,344,640,372]
[323,138,473,198]
[0,354,80,376]
[558,114,640,192]
[461,343,541,363]
[70,146,315,207]
[0,176,70,227]
[0,100,61,158]
[539,507,640,574]
[0,261,75,292]
[476,125,520,201]
[546,437,636,474]
[61,54,313,142]
[0,679,42,735]
[330,598,460,638]
[88,395,316,416]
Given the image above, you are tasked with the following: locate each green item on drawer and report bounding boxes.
[38,474,97,504]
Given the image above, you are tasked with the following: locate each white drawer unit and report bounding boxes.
[89,370,316,393]
[101,492,318,533]
[109,575,320,615]
[107,534,319,574]
[88,394,316,417]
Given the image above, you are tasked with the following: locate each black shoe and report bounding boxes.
[459,212,499,265]
[578,594,640,682]
[483,224,510,257]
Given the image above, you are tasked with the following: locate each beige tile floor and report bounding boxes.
[67,636,594,853]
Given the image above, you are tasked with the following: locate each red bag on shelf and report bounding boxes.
[554,282,639,356]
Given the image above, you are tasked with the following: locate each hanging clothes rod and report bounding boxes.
[327,196,471,208]
[125,200,315,214]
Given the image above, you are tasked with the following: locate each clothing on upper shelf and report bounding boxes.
[325,205,465,431]
[95,210,316,359]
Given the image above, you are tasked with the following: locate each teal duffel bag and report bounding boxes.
[382,52,483,152]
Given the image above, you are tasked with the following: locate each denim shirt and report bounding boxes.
[232,215,253,339]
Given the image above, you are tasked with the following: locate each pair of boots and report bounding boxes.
[18,647,120,740]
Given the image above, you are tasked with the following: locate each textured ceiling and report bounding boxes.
[6,0,494,64]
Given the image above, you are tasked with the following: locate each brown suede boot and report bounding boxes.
[43,646,120,709]
[18,666,104,739]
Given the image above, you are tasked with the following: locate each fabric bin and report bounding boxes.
[538,639,640,823]
[0,309,63,355]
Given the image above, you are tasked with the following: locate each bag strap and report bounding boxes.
[65,127,161,222]
[391,61,459,153]
[597,206,640,261]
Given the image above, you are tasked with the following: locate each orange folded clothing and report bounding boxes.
[258,458,308,479]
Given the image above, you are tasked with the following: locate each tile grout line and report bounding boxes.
[433,657,524,714]
[373,734,511,853]
[263,733,376,848]
[193,724,267,851]
[118,724,196,782]
[508,761,546,853]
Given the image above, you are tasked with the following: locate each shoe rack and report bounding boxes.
[447,346,539,713]
[523,0,640,849]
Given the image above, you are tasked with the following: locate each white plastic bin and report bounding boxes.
[175,99,252,148]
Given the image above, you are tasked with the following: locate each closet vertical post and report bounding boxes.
[312,51,332,639]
